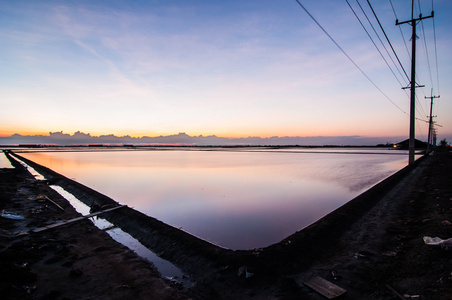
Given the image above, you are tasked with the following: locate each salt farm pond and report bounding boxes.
[19,148,410,250]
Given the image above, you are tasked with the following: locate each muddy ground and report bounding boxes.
[0,148,451,299]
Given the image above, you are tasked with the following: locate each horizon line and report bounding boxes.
[0,130,414,147]
[2,130,406,140]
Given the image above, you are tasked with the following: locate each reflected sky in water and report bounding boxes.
[21,149,407,249]
[0,152,13,168]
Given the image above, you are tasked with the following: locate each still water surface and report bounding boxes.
[0,152,13,168]
[20,148,408,249]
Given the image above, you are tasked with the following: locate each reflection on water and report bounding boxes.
[49,184,190,286]
[0,152,14,168]
[21,148,407,249]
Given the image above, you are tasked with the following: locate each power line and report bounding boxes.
[356,0,409,87]
[425,91,440,151]
[415,95,429,122]
[432,0,440,95]
[346,0,407,88]
[416,118,425,141]
[414,1,437,120]
[389,0,428,119]
[366,0,410,82]
[293,0,407,115]
[389,0,411,59]
[396,2,434,165]
[420,20,434,89]
[413,0,428,138]
[381,1,429,123]
[378,0,432,122]
[357,0,409,86]
[360,0,426,118]
[417,0,434,98]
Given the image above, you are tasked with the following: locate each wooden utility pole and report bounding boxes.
[425,90,440,153]
[396,0,434,164]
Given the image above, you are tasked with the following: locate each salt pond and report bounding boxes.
[20,148,409,249]
[0,151,13,168]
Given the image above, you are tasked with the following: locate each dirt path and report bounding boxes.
[290,150,452,299]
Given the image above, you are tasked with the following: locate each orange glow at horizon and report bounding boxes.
[0,127,409,139]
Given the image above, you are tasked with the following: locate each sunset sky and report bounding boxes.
[1,0,451,143]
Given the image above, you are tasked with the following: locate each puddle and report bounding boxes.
[16,156,191,286]
[106,227,191,285]
[13,156,47,180]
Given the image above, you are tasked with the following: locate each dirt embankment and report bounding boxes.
[1,149,451,299]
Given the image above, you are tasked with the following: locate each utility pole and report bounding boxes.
[425,90,440,153]
[396,0,434,165]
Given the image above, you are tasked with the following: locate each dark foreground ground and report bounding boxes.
[0,149,451,299]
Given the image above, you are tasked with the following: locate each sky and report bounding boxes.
[1,0,451,144]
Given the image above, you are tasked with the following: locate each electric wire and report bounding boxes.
[358,0,408,86]
[389,0,439,100]
[420,19,434,91]
[389,0,411,59]
[355,0,424,120]
[364,1,429,125]
[389,0,429,123]
[415,97,429,122]
[431,0,441,120]
[390,0,431,123]
[432,0,440,95]
[415,0,432,101]
[366,0,410,82]
[415,0,434,120]
[416,117,429,124]
[355,0,409,87]
[293,0,407,115]
[355,0,412,105]
[346,0,406,88]
[416,119,425,141]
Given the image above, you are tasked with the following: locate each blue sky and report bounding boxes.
[1,0,451,143]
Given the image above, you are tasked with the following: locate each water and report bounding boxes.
[20,148,408,249]
[0,151,13,168]
[49,185,190,286]
[8,156,189,285]
[13,155,46,180]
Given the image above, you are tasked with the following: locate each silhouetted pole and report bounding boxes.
[425,90,439,153]
[396,0,433,164]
